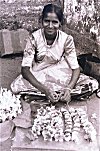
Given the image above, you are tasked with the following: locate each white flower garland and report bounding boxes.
[32,106,64,142]
[0,88,22,123]
[31,105,97,143]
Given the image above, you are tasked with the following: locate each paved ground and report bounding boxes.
[0,94,99,151]
[0,56,100,151]
[0,55,22,89]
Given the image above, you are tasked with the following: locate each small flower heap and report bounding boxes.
[31,106,97,143]
[0,88,22,123]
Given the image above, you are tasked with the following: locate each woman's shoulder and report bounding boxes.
[59,30,73,39]
[31,29,42,38]
[58,30,73,42]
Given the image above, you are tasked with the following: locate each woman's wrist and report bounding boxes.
[41,86,49,95]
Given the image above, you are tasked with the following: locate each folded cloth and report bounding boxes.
[13,100,32,128]
[20,79,98,102]
[0,120,14,142]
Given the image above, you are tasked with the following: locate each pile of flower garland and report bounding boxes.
[0,88,22,123]
[31,106,97,143]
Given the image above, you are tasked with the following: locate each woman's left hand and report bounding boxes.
[58,89,71,103]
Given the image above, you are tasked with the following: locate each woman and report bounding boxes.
[11,4,98,103]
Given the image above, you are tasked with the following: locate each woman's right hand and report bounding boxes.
[45,89,58,103]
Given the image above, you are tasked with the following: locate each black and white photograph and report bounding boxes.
[0,0,100,151]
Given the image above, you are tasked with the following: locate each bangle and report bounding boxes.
[65,87,72,92]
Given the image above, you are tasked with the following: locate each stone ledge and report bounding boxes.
[0,29,29,57]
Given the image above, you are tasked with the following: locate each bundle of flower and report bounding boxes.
[0,88,22,123]
[31,106,97,143]
[63,107,97,143]
[62,107,80,143]
[32,106,64,142]
[61,109,72,142]
[77,108,97,142]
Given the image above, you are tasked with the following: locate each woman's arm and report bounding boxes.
[21,66,58,102]
[59,35,80,102]
[21,66,48,94]
[67,67,80,89]
[21,37,49,96]
[64,35,80,89]
[59,68,80,102]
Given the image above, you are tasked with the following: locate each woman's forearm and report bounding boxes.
[21,67,48,94]
[67,68,80,89]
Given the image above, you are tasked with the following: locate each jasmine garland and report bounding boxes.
[31,106,97,143]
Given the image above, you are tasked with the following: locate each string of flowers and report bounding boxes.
[0,87,22,123]
[31,105,97,143]
[32,106,64,142]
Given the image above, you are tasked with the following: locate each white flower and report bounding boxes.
[31,105,96,142]
[0,87,22,122]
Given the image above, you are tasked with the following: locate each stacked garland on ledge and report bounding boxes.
[31,106,97,143]
[0,88,22,123]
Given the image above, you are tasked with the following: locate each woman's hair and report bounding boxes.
[41,3,64,25]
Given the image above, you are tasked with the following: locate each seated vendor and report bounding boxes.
[11,4,99,103]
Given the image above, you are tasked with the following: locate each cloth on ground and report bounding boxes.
[13,100,32,128]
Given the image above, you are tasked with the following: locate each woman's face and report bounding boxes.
[42,12,60,38]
